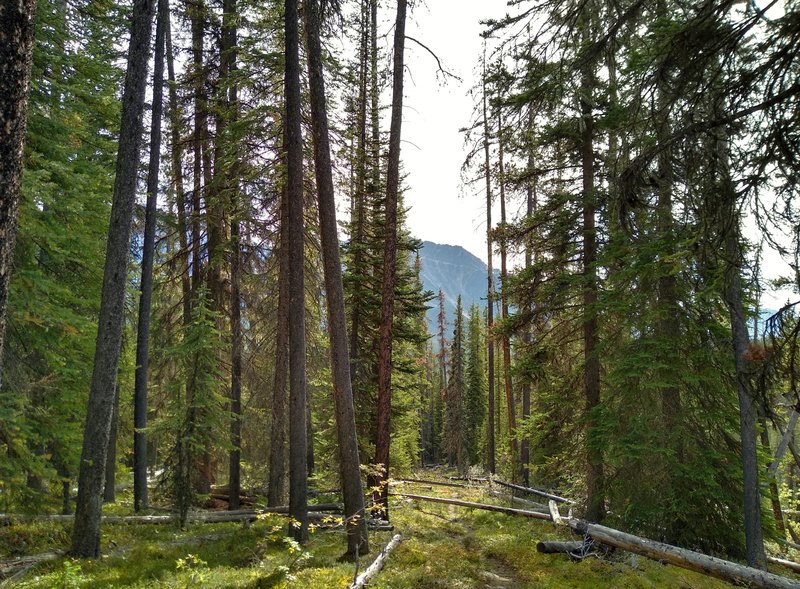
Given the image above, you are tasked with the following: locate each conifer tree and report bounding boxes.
[71,0,155,557]
[0,0,37,385]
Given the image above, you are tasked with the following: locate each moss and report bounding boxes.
[6,480,798,588]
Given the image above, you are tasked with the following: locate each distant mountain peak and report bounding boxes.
[418,240,495,337]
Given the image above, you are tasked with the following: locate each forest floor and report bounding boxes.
[1,474,797,588]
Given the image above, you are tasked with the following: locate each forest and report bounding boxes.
[2,0,800,586]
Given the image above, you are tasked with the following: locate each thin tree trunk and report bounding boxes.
[521,112,535,485]
[223,0,241,511]
[133,0,166,512]
[580,54,605,523]
[284,0,308,543]
[103,382,120,503]
[165,5,191,326]
[0,0,37,386]
[497,106,518,479]
[482,59,496,475]
[349,0,369,390]
[70,0,155,557]
[760,420,787,536]
[267,188,290,507]
[718,130,766,568]
[374,0,408,521]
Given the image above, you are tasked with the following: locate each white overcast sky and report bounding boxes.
[399,0,509,263]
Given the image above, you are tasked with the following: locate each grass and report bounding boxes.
[2,479,798,588]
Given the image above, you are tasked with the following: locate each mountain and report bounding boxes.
[417,241,497,338]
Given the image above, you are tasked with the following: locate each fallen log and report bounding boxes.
[487,489,548,511]
[536,541,583,555]
[0,504,342,526]
[0,551,61,585]
[572,521,799,589]
[492,479,575,505]
[349,534,403,589]
[768,556,800,575]
[390,492,551,521]
[395,478,467,489]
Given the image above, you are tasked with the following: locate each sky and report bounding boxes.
[394,0,795,311]
[398,0,509,263]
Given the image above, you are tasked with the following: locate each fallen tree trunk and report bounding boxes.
[395,478,467,489]
[390,492,551,521]
[573,521,799,589]
[536,541,583,554]
[349,534,402,589]
[0,504,342,526]
[487,489,548,511]
[492,479,574,504]
[0,552,61,584]
[767,556,800,575]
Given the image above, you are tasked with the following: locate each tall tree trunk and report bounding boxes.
[482,60,496,475]
[0,0,37,386]
[284,0,308,543]
[497,106,518,479]
[165,5,191,326]
[374,0,407,521]
[580,55,605,523]
[222,0,241,511]
[267,188,290,507]
[521,110,535,486]
[133,0,166,512]
[349,0,369,390]
[103,382,120,503]
[70,0,155,557]
[716,124,766,568]
[229,213,242,510]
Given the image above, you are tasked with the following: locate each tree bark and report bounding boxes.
[718,132,766,568]
[70,0,155,557]
[482,58,496,476]
[580,53,605,523]
[373,0,407,521]
[284,0,308,543]
[133,0,167,512]
[349,0,369,390]
[497,106,518,479]
[0,0,37,387]
[268,187,290,507]
[303,0,371,555]
[103,382,120,503]
[165,5,191,326]
[218,0,241,513]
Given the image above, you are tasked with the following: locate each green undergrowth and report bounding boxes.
[2,479,799,588]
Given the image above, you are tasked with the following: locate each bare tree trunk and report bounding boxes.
[497,106,518,479]
[374,0,407,521]
[104,382,120,503]
[521,113,535,485]
[284,0,308,543]
[133,0,166,512]
[349,0,369,390]
[580,55,605,523]
[0,0,37,386]
[268,188,290,507]
[482,59,496,475]
[716,125,766,568]
[221,0,241,511]
[165,5,191,326]
[70,0,155,557]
